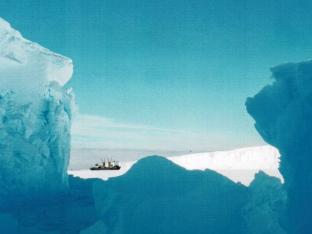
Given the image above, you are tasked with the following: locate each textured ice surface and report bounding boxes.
[246,60,312,233]
[90,156,285,234]
[0,155,285,233]
[0,18,74,197]
[0,18,72,96]
[244,171,286,234]
[0,176,98,234]
[93,156,248,234]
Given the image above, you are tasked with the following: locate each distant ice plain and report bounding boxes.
[69,145,282,185]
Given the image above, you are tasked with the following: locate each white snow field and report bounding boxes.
[69,145,283,185]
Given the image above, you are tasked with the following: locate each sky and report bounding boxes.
[1,0,312,151]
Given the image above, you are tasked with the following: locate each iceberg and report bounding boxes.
[246,60,312,233]
[0,18,74,197]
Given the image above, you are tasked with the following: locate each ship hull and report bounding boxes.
[90,167,121,171]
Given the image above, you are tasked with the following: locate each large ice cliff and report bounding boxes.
[246,60,312,233]
[0,18,74,197]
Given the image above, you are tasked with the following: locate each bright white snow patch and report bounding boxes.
[69,145,282,185]
[0,18,73,98]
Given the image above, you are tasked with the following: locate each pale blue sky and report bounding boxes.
[2,0,312,151]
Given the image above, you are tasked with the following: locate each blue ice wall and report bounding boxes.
[246,60,312,233]
[0,18,74,198]
[244,171,286,234]
[0,85,74,198]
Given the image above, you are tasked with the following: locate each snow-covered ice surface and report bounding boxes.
[69,145,282,185]
[0,18,72,96]
[0,18,74,197]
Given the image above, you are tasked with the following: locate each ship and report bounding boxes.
[90,159,121,170]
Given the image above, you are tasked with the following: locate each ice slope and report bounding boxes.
[246,60,312,233]
[69,145,282,185]
[89,156,285,234]
[0,18,74,197]
[92,156,248,234]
